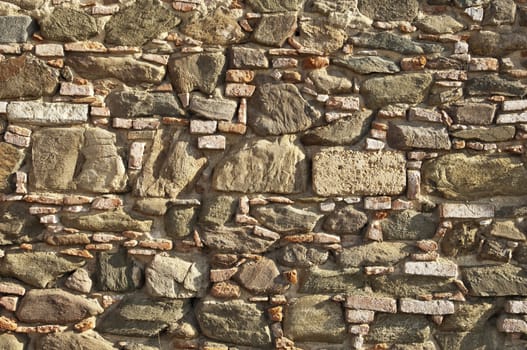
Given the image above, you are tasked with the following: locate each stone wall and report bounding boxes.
[0,0,527,349]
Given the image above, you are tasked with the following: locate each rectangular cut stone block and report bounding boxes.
[439,203,494,218]
[503,100,527,112]
[505,300,527,314]
[496,112,527,124]
[404,261,457,277]
[190,120,217,134]
[400,299,455,315]
[0,16,34,43]
[60,83,94,97]
[345,295,397,313]
[346,309,375,323]
[312,150,406,196]
[35,44,64,57]
[7,102,88,125]
[498,317,527,333]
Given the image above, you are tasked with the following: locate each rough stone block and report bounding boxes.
[7,102,88,125]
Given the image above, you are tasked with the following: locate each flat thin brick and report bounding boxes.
[439,203,494,219]
[400,298,455,315]
[35,44,64,57]
[404,261,458,277]
[503,100,527,112]
[345,295,397,313]
[198,135,226,150]
[60,82,94,97]
[346,309,375,323]
[505,300,527,314]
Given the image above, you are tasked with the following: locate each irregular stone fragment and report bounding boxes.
[97,250,141,292]
[441,222,479,257]
[145,254,209,298]
[464,264,527,296]
[453,103,496,125]
[246,0,304,12]
[296,18,346,54]
[168,52,225,94]
[0,334,24,350]
[36,331,116,350]
[196,299,271,346]
[338,242,411,267]
[387,122,451,150]
[135,129,207,197]
[189,94,237,121]
[0,202,42,245]
[279,244,329,267]
[0,16,34,43]
[106,91,184,118]
[362,73,433,109]
[0,142,23,193]
[199,194,237,227]
[40,8,97,42]
[236,257,281,294]
[283,295,346,343]
[251,204,321,234]
[200,227,276,254]
[415,15,464,34]
[381,210,438,240]
[65,268,92,294]
[8,102,88,125]
[469,30,527,57]
[358,32,443,55]
[248,84,320,135]
[466,75,527,97]
[440,302,495,331]
[423,153,527,200]
[323,205,368,234]
[134,198,169,216]
[230,46,269,68]
[451,125,516,142]
[0,55,59,99]
[299,265,364,293]
[309,68,352,94]
[368,315,430,343]
[61,209,152,232]
[312,150,406,196]
[454,0,491,6]
[489,220,525,241]
[253,12,297,47]
[212,135,308,194]
[333,56,399,74]
[0,252,83,288]
[358,0,419,21]
[105,0,180,46]
[483,0,516,25]
[66,55,165,85]
[165,206,197,238]
[181,7,244,45]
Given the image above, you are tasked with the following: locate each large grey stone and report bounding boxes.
[189,93,237,121]
[168,52,225,94]
[469,30,527,57]
[451,125,516,142]
[368,314,431,343]
[8,102,88,125]
[248,83,321,136]
[251,204,322,234]
[0,16,34,43]
[296,17,347,54]
[253,12,297,47]
[236,257,282,294]
[466,75,527,97]
[362,73,433,109]
[381,210,438,240]
[463,264,527,296]
[0,55,59,99]
[312,150,406,196]
[17,289,103,324]
[0,334,24,350]
[299,266,364,293]
[200,227,276,254]
[0,252,83,288]
[145,254,209,298]
[37,332,116,350]
[357,32,443,55]
[40,8,98,42]
[97,250,141,292]
[358,0,419,21]
[422,153,527,200]
[196,299,271,346]
[105,0,180,46]
[181,7,245,45]
[387,122,451,150]
[106,91,184,118]
[0,142,23,193]
[212,135,308,194]
[453,103,496,125]
[338,242,411,267]
[283,295,346,343]
[246,0,304,12]
[415,15,464,34]
[61,209,152,232]
[323,205,368,234]
[333,56,400,74]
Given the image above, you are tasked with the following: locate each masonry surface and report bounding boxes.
[0,0,527,349]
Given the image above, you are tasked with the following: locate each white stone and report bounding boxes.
[498,317,527,333]
[404,261,457,277]
[35,44,64,57]
[346,309,375,323]
[0,102,7,114]
[496,112,527,124]
[91,4,120,15]
[439,203,494,218]
[129,142,146,170]
[364,196,391,210]
[198,135,226,150]
[190,120,218,134]
[454,41,469,54]
[503,100,527,112]
[400,298,455,315]
[345,295,397,313]
[465,7,484,21]
[7,102,88,125]
[364,138,385,150]
[60,82,94,97]
[505,300,527,314]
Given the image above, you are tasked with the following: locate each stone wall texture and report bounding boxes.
[1,0,527,349]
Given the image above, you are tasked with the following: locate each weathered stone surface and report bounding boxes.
[134,198,169,216]
[253,12,297,47]
[442,222,479,257]
[300,266,364,293]
[0,334,24,350]
[358,0,419,21]
[371,275,458,298]
[463,264,527,296]
[165,206,197,238]
[309,68,353,94]
[0,202,42,245]
[312,150,406,196]
[0,252,83,288]
[145,254,209,298]
[106,91,184,118]
[362,73,433,109]
[66,55,166,85]
[388,122,451,150]
[435,326,507,350]
[489,220,525,241]
[199,194,237,227]
[98,294,191,337]
[61,209,152,232]
[0,55,59,99]
[338,242,411,267]
[453,103,496,125]
[469,30,527,57]
[368,315,430,343]
[323,205,368,234]
[65,268,92,294]
[451,125,516,142]
[196,299,271,346]
[381,210,438,240]
[189,94,237,121]
[415,15,464,34]
[212,135,308,194]
[466,75,527,97]
[0,142,23,193]
[333,56,400,74]
[181,7,245,45]
[0,16,34,43]
[423,153,527,200]
[251,204,321,234]
[201,227,276,254]
[284,295,346,343]
[135,130,207,197]
[40,8,97,42]
[97,250,141,292]
[105,0,180,46]
[483,0,516,25]
[358,32,443,55]
[168,52,225,94]
[236,257,282,294]
[17,289,102,324]
[37,332,116,350]
[8,102,88,125]
[2,0,44,9]
[246,0,303,12]
[440,302,495,332]
[248,83,320,135]
[296,18,347,54]
[279,244,329,267]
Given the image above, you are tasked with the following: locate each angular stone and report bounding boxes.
[466,75,527,97]
[423,153,527,200]
[440,203,494,219]
[231,46,269,68]
[299,265,364,293]
[0,55,59,99]
[0,142,23,193]
[358,0,419,21]
[333,56,400,74]
[368,314,430,343]
[338,242,411,267]
[212,135,307,194]
[441,222,479,257]
[415,15,464,34]
[404,260,458,277]
[0,252,83,288]
[440,302,495,331]
[61,209,152,232]
[134,198,169,216]
[98,293,191,337]
[381,210,438,241]
[251,204,321,234]
[309,68,353,94]
[463,264,527,296]
[66,55,165,85]
[2,0,44,9]
[453,103,496,125]
[145,254,209,298]
[0,16,34,43]
[36,332,115,350]
[201,226,276,254]
[388,122,451,150]
[165,206,197,238]
[0,334,24,350]
[105,0,180,46]
[358,32,443,55]
[312,150,406,196]
[236,257,281,294]
[247,0,303,12]
[168,52,225,95]
[323,205,368,234]
[279,244,329,267]
[199,194,237,227]
[196,299,271,346]
[65,268,92,294]
[248,83,320,136]
[17,289,102,324]
[135,130,207,197]
[484,0,516,25]
[489,220,525,241]
[181,7,244,45]
[97,250,141,292]
[284,295,346,343]
[469,30,527,57]
[362,73,433,109]
[296,18,346,54]
[106,91,184,118]
[451,125,516,142]
[189,94,237,121]
[253,12,297,47]
[8,102,87,125]
[40,8,97,42]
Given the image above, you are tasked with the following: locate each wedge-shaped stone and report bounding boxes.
[200,227,277,254]
[168,52,225,94]
[300,266,364,293]
[296,17,346,54]
[339,242,411,267]
[181,7,245,45]
[358,0,419,21]
[251,204,321,233]
[451,125,516,142]
[362,73,433,109]
[381,210,438,240]
[469,30,527,57]
[236,257,282,294]
[323,205,368,234]
[466,75,527,97]
[61,209,152,232]
[312,150,406,196]
[106,91,184,118]
[97,250,141,292]
[333,56,400,74]
[415,15,464,34]
[252,12,297,47]
[357,32,443,55]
